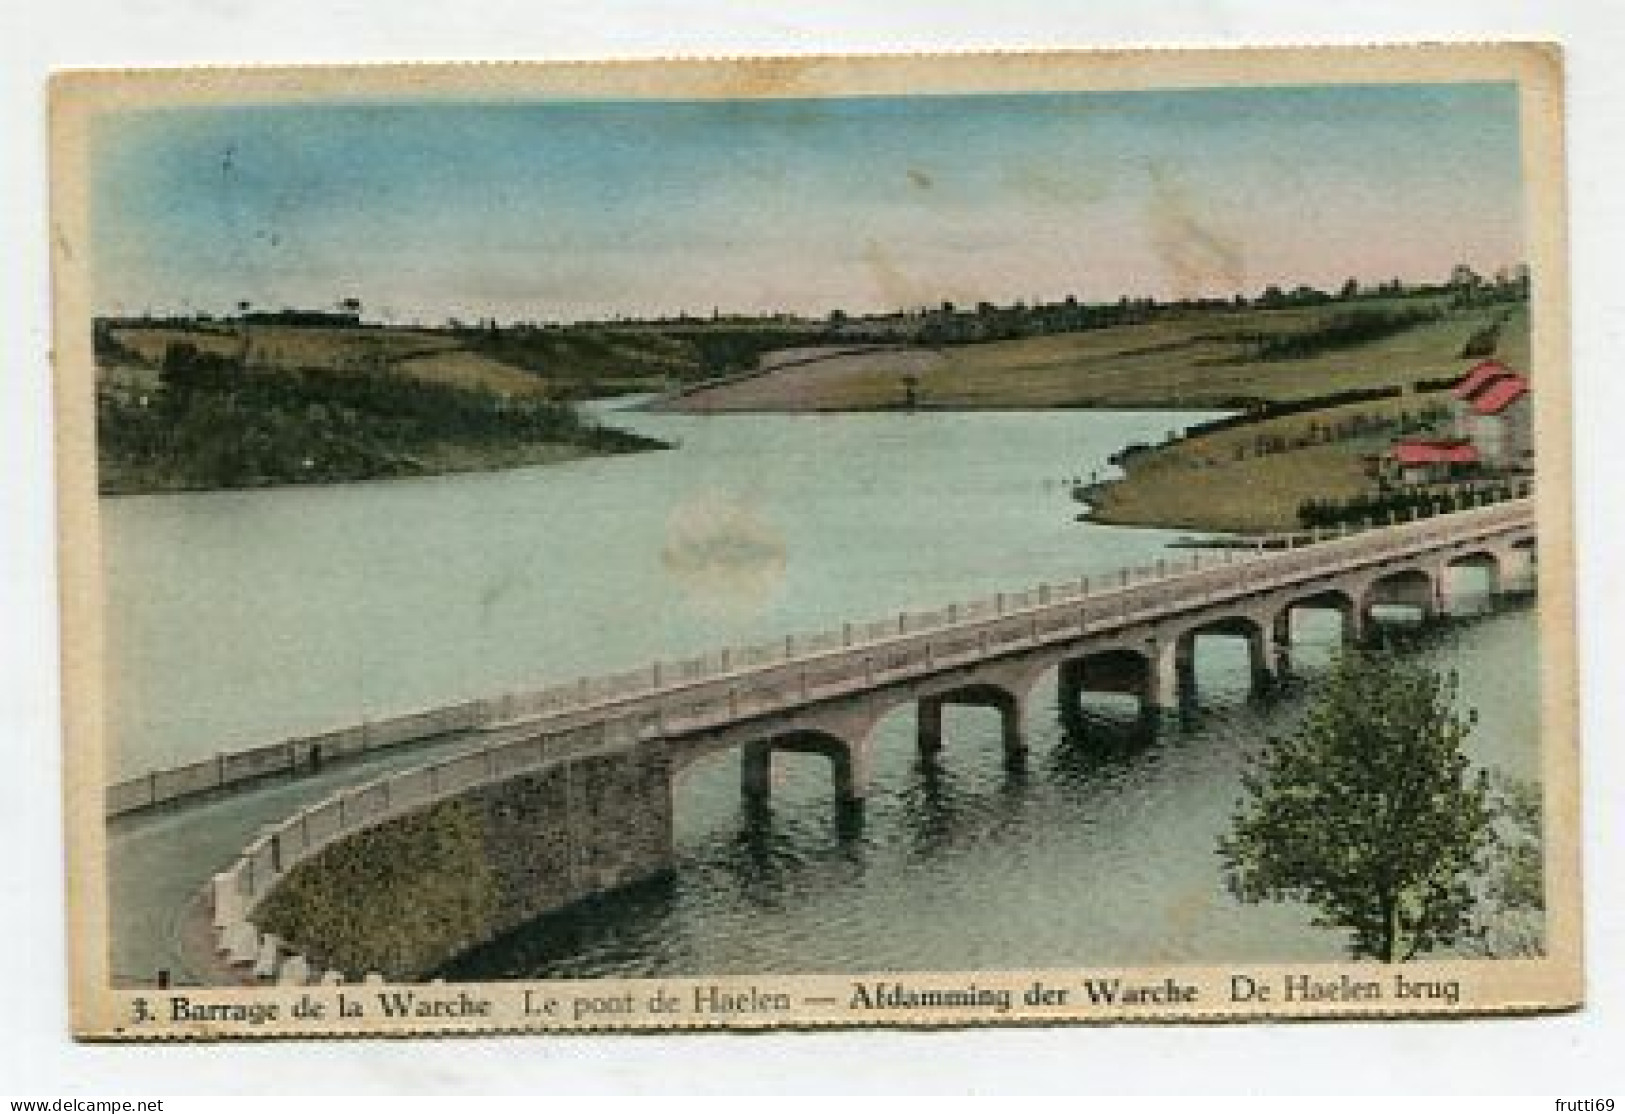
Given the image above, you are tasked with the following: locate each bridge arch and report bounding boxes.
[1271,588,1362,653]
[1445,549,1504,605]
[1359,566,1440,624]
[1055,646,1157,732]
[916,681,1027,765]
[739,727,869,808]
[1169,614,1277,704]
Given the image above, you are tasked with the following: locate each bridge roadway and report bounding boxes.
[110,499,1537,985]
[110,729,489,983]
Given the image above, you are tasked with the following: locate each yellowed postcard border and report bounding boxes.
[52,42,1579,1040]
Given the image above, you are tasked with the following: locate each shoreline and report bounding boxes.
[97,432,672,498]
[99,394,1337,538]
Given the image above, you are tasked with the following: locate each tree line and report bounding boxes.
[1214,305,1444,363]
[1297,481,1529,530]
[97,342,664,493]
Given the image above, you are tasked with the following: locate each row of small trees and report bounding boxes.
[1298,482,1526,529]
[1217,305,1444,363]
[836,272,1489,346]
[1236,405,1452,463]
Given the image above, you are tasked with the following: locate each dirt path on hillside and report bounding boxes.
[655,346,945,412]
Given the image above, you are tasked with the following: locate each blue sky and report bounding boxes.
[91,83,1525,322]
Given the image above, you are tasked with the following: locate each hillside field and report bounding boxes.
[658,299,1529,413]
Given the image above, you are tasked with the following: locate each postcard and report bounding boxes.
[51,44,1578,1038]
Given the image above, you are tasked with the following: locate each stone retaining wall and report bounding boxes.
[207,726,673,983]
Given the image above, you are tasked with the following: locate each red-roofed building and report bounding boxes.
[1385,439,1480,484]
[1470,374,1528,416]
[1444,360,1534,471]
[1393,441,1479,466]
[1454,359,1514,401]
[1463,370,1532,469]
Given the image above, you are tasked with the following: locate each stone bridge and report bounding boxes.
[199,499,1536,984]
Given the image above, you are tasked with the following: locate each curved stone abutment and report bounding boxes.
[249,745,675,981]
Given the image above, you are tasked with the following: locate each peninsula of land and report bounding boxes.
[651,281,1530,534]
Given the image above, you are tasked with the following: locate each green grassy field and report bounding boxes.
[101,322,694,399]
[1084,393,1458,533]
[660,298,1528,412]
[1072,300,1529,532]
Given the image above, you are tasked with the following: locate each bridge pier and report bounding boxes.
[1057,658,1087,737]
[1500,544,1536,594]
[917,697,944,756]
[1271,610,1295,674]
[1149,638,1192,714]
[1272,610,1293,650]
[1344,601,1368,645]
[1246,626,1278,693]
[740,741,772,803]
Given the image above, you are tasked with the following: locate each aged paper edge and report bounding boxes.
[50,42,1581,1040]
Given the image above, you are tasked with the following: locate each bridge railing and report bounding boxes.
[106,700,485,817]
[206,498,1536,983]
[111,500,1534,818]
[575,497,1523,731]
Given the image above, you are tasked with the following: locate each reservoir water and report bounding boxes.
[103,402,1540,972]
[103,404,1210,776]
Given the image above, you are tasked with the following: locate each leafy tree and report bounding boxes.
[1218,649,1496,961]
[1461,773,1545,958]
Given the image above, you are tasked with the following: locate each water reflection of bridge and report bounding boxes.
[156,500,1539,984]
